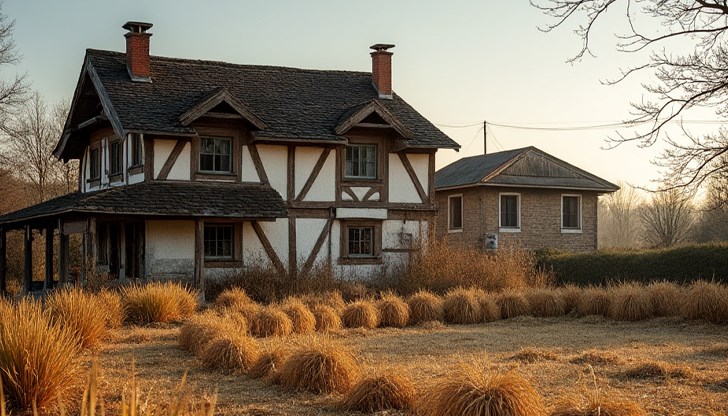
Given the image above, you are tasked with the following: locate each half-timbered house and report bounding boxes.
[0,22,459,294]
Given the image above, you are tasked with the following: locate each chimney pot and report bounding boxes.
[123,21,153,82]
[370,43,394,99]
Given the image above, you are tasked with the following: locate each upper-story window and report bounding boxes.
[109,140,122,176]
[89,147,101,180]
[199,137,232,173]
[345,144,377,179]
[562,194,582,232]
[130,133,143,166]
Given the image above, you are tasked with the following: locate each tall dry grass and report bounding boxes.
[278,338,360,394]
[311,304,342,332]
[418,364,546,416]
[377,293,410,328]
[577,286,612,317]
[280,298,316,334]
[0,298,81,411]
[647,281,683,317]
[250,307,294,338]
[407,290,444,324]
[122,282,198,324]
[340,371,415,412]
[396,239,550,294]
[45,287,110,349]
[525,288,566,317]
[443,288,482,325]
[608,283,653,321]
[97,289,125,329]
[341,300,380,329]
[200,334,259,373]
[680,280,728,323]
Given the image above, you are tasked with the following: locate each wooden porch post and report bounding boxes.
[0,227,7,296]
[23,225,33,293]
[58,220,69,286]
[81,218,97,285]
[44,226,54,290]
[194,218,205,303]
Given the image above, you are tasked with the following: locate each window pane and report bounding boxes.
[344,144,376,179]
[501,195,519,228]
[347,226,374,257]
[563,196,580,228]
[200,137,232,173]
[200,154,214,171]
[204,225,234,259]
[449,196,462,229]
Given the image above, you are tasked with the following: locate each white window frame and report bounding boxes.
[561,194,582,233]
[499,192,521,232]
[447,194,463,233]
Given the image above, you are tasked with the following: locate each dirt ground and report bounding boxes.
[92,315,728,415]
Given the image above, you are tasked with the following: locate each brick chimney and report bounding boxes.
[370,44,395,99]
[122,21,153,82]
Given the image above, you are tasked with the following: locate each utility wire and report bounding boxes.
[436,118,726,131]
[462,124,485,152]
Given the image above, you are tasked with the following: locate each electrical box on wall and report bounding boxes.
[484,233,498,250]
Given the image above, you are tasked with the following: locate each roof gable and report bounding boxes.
[435,147,619,192]
[179,87,267,129]
[334,100,413,138]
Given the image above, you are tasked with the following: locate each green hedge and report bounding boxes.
[538,243,728,286]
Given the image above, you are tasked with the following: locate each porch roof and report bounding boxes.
[0,181,287,228]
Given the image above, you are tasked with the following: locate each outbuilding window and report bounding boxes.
[562,195,582,231]
[448,194,463,231]
[499,193,520,230]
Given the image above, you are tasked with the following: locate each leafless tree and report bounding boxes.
[0,4,27,133]
[692,161,728,241]
[1,92,73,203]
[599,181,643,247]
[640,188,695,247]
[532,0,728,192]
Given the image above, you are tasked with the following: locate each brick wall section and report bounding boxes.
[370,50,392,95]
[435,187,599,252]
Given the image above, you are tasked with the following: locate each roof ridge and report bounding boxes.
[85,48,372,76]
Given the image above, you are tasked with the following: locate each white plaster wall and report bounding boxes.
[153,139,176,179]
[242,219,289,270]
[128,173,144,185]
[336,208,388,219]
[241,145,260,183]
[388,154,421,203]
[350,187,370,201]
[408,154,430,197]
[257,145,288,200]
[305,150,336,201]
[167,142,191,180]
[296,218,330,266]
[294,147,322,196]
[145,220,195,277]
[383,220,426,249]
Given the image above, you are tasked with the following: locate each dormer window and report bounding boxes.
[199,137,232,173]
[130,133,143,166]
[345,144,376,179]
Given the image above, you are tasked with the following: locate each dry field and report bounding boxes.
[95,315,728,415]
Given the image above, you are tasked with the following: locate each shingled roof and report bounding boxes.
[55,49,459,160]
[435,146,619,192]
[0,182,286,228]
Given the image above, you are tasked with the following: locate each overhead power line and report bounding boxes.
[435,119,726,131]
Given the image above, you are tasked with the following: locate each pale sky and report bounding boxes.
[5,0,715,190]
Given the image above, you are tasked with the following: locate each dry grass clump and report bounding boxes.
[559,284,583,314]
[526,288,566,317]
[341,300,380,329]
[0,298,81,410]
[577,287,612,317]
[474,289,501,322]
[569,350,625,366]
[250,307,294,338]
[300,290,347,312]
[621,361,695,380]
[496,290,531,319]
[45,287,109,349]
[377,293,410,328]
[680,280,728,323]
[178,311,239,355]
[550,396,647,416]
[281,298,316,334]
[214,287,254,310]
[646,281,683,317]
[312,304,342,332]
[249,347,291,380]
[200,333,259,373]
[407,290,444,324]
[443,288,482,324]
[278,338,360,394]
[608,283,653,321]
[340,371,416,412]
[418,364,546,416]
[510,347,561,364]
[97,289,125,329]
[217,308,249,333]
[121,281,198,324]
